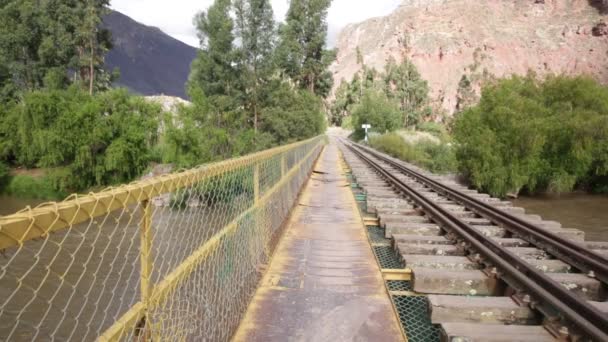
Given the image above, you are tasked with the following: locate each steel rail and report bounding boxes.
[353,142,608,285]
[344,140,608,341]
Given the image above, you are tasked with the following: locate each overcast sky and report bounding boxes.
[110,0,402,48]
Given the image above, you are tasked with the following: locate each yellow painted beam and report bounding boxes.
[364,217,379,226]
[97,302,145,342]
[382,268,412,281]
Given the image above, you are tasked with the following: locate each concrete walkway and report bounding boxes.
[233,139,402,341]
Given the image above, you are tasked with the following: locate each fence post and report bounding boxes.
[253,164,260,204]
[281,154,287,178]
[139,199,153,339]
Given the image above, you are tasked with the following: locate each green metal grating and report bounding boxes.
[387,280,412,291]
[354,193,366,201]
[393,296,441,342]
[367,226,390,245]
[373,246,403,269]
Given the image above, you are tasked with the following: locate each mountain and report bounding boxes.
[103,11,198,99]
[330,0,608,115]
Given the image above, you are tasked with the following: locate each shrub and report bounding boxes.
[454,74,608,197]
[370,133,457,174]
[351,90,402,140]
[0,87,162,192]
[416,122,446,136]
[4,175,66,200]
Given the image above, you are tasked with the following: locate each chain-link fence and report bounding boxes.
[0,136,324,341]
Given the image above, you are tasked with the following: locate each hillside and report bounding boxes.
[103,11,198,99]
[330,0,608,114]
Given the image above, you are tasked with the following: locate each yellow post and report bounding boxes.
[139,199,153,339]
[253,164,260,204]
[281,154,287,177]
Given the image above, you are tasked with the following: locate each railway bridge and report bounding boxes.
[1,133,607,341]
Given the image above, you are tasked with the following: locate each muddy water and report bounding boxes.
[513,193,608,242]
[0,194,252,340]
[0,195,44,216]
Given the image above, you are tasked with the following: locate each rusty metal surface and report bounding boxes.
[233,142,402,342]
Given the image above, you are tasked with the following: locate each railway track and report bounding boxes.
[339,139,608,341]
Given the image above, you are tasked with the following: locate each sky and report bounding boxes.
[110,0,402,48]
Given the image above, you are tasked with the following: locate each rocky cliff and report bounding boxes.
[330,0,608,114]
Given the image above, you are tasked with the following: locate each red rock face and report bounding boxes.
[330,0,608,115]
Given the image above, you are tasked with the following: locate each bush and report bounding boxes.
[416,122,446,136]
[262,86,326,145]
[351,90,402,140]
[370,133,457,174]
[454,74,608,197]
[0,87,162,193]
[4,175,66,200]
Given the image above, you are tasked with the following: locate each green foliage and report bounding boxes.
[160,90,256,168]
[4,174,66,200]
[383,57,431,128]
[454,74,608,197]
[233,0,276,133]
[0,0,113,97]
[170,168,254,209]
[276,0,334,97]
[261,84,326,145]
[351,90,401,140]
[0,87,161,193]
[185,0,327,159]
[0,162,10,191]
[416,122,446,136]
[330,57,431,129]
[456,74,476,112]
[329,80,350,125]
[370,133,457,174]
[189,0,241,108]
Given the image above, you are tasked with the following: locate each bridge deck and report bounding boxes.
[233,141,402,341]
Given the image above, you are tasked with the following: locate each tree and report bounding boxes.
[0,86,161,191]
[233,0,276,136]
[261,82,325,144]
[276,0,335,97]
[454,74,608,197]
[456,74,476,112]
[0,0,52,92]
[330,80,350,125]
[188,0,243,130]
[383,57,430,128]
[0,0,113,97]
[351,89,401,140]
[74,0,113,95]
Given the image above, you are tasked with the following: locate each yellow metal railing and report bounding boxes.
[0,136,325,341]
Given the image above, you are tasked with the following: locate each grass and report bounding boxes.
[369,132,457,174]
[4,174,67,200]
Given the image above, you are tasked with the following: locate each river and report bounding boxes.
[513,193,608,242]
[0,195,44,216]
[0,193,255,340]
